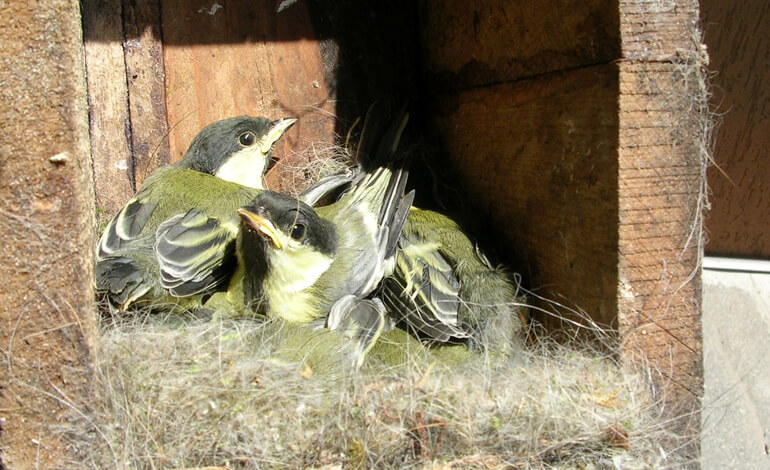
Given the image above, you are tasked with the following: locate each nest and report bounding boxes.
[58,301,695,469]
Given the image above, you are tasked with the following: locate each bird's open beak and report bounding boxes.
[238,208,283,249]
[260,118,297,154]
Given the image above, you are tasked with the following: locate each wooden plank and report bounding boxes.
[0,0,96,467]
[618,0,704,448]
[160,0,335,194]
[123,0,170,188]
[419,0,621,91]
[701,0,770,257]
[427,65,620,329]
[81,0,134,216]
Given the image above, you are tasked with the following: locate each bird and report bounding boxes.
[234,101,414,364]
[295,109,527,357]
[95,116,297,311]
[381,207,527,357]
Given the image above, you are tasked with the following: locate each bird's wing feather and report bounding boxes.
[94,255,154,309]
[95,197,161,308]
[154,209,238,297]
[327,294,390,367]
[299,168,357,206]
[324,102,412,301]
[97,198,158,258]
[382,231,472,341]
[385,189,415,258]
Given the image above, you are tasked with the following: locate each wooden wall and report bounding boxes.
[0,1,96,467]
[701,0,770,258]
[420,0,621,330]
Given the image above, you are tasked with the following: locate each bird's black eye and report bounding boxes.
[239,131,256,147]
[290,223,306,241]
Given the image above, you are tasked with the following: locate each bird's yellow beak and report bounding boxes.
[238,208,283,249]
[260,118,297,154]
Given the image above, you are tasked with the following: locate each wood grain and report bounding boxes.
[0,1,96,466]
[82,0,135,215]
[160,0,335,194]
[123,0,170,188]
[422,0,705,448]
[701,0,770,257]
[618,0,704,443]
[428,65,620,329]
[419,0,621,91]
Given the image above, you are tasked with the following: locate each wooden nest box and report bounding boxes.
[0,0,706,465]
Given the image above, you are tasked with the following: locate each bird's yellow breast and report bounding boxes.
[263,242,334,323]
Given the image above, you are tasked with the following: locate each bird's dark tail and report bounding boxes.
[354,100,409,171]
[95,255,152,310]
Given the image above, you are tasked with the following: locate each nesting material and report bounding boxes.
[60,304,693,469]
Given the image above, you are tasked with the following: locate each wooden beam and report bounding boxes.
[618,0,704,448]
[0,0,96,467]
[82,0,135,217]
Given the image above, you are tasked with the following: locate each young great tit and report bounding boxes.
[299,129,527,356]
[382,208,527,356]
[235,102,414,364]
[95,116,296,310]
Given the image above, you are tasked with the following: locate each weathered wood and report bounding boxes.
[422,0,705,454]
[618,0,704,447]
[81,0,134,216]
[123,0,170,188]
[419,0,621,91]
[160,0,335,194]
[0,0,96,467]
[701,0,770,257]
[427,65,620,329]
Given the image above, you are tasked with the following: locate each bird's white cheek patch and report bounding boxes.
[215,147,268,189]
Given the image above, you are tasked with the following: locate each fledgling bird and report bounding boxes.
[235,102,414,364]
[297,114,527,357]
[381,208,527,356]
[95,116,296,310]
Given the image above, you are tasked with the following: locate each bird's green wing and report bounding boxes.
[382,229,472,342]
[154,209,238,297]
[97,197,158,257]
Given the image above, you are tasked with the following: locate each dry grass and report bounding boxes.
[269,139,356,197]
[59,299,695,469]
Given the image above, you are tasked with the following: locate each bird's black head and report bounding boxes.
[179,116,296,189]
[238,191,337,257]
